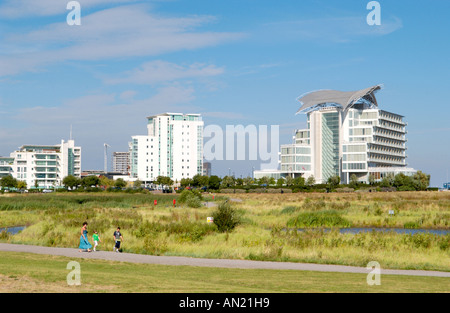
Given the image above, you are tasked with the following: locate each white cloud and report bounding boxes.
[0,0,141,18]
[0,4,244,77]
[104,60,225,85]
[202,112,246,120]
[261,16,402,43]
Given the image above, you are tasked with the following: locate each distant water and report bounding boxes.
[0,226,26,235]
[293,227,450,236]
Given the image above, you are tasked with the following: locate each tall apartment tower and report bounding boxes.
[0,139,81,188]
[130,113,204,183]
[255,85,416,184]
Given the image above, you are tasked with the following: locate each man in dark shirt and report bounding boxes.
[113,227,124,252]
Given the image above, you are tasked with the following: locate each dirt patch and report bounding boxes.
[0,274,117,293]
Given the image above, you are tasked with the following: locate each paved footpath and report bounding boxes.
[0,243,449,278]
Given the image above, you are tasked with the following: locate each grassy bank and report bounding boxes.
[0,252,448,293]
[0,192,449,272]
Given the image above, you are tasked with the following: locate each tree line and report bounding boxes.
[0,170,432,192]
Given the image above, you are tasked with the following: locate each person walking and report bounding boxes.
[78,222,92,252]
[113,227,123,252]
[92,230,101,251]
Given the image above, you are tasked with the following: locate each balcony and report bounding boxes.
[376,123,406,134]
[369,148,406,158]
[372,140,406,150]
[368,156,406,166]
[378,112,406,126]
[374,130,405,141]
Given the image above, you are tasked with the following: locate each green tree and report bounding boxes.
[81,175,100,188]
[221,176,235,188]
[114,178,127,189]
[133,180,143,188]
[0,176,18,188]
[63,175,80,189]
[294,176,305,187]
[179,178,192,188]
[412,171,430,191]
[208,175,221,190]
[156,176,173,186]
[99,176,114,188]
[258,176,269,186]
[327,175,340,189]
[349,174,358,188]
[285,176,294,187]
[380,174,394,188]
[306,175,316,186]
[192,175,209,188]
[276,177,285,187]
[242,176,254,186]
[17,180,27,190]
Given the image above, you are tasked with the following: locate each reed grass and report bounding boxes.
[1,191,449,271]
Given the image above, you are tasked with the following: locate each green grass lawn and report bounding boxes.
[0,252,448,293]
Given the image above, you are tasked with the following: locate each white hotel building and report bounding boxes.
[130,113,204,183]
[0,140,81,188]
[255,85,417,184]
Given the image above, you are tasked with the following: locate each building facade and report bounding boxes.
[255,85,416,184]
[112,152,130,175]
[0,140,81,188]
[130,113,204,183]
[202,161,212,177]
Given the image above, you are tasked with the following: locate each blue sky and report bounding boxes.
[0,0,449,186]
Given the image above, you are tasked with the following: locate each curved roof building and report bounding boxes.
[296,85,382,114]
[254,84,416,185]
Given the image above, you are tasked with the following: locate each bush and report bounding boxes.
[178,190,203,208]
[212,201,241,233]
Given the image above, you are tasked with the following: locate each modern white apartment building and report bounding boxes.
[255,85,417,184]
[0,140,81,188]
[130,113,204,183]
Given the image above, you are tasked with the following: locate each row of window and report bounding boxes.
[343,145,366,153]
[342,163,366,170]
[343,154,366,162]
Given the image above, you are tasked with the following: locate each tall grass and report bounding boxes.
[1,191,449,271]
[287,210,352,228]
[0,193,177,211]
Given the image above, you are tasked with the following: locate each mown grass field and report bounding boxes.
[0,191,449,272]
[0,251,448,293]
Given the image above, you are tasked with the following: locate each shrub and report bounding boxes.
[0,230,10,240]
[404,221,422,229]
[212,201,241,233]
[178,190,203,208]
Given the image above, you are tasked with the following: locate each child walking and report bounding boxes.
[113,227,123,252]
[92,230,101,251]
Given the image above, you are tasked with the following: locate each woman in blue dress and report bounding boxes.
[79,222,92,252]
